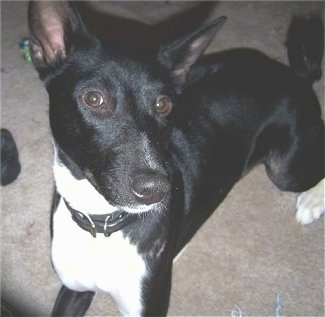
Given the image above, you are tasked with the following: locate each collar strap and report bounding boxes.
[63,199,137,238]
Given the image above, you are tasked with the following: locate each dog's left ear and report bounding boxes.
[158,16,226,93]
[28,1,88,72]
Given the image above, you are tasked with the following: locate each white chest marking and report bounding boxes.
[51,198,147,315]
[53,152,116,215]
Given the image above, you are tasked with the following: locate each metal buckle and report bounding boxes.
[103,212,127,237]
[103,214,112,237]
[78,211,97,238]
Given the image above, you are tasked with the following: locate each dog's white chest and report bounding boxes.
[51,198,146,315]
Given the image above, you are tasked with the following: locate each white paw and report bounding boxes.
[296,178,325,224]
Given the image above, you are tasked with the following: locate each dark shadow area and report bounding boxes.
[1,297,36,317]
[76,2,218,47]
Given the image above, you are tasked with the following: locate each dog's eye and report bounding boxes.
[83,91,104,108]
[155,95,172,117]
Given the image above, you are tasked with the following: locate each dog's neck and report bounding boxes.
[63,199,138,238]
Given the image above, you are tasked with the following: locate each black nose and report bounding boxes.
[131,170,171,205]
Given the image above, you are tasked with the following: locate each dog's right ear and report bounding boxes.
[158,16,226,93]
[28,1,87,72]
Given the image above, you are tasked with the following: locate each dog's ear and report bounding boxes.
[28,1,87,71]
[158,17,226,93]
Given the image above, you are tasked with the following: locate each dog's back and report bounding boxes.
[173,16,324,252]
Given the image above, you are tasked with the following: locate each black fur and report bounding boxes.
[28,2,324,316]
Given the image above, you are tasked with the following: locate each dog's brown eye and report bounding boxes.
[156,95,172,117]
[84,91,104,108]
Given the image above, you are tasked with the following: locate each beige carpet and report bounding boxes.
[1,1,324,316]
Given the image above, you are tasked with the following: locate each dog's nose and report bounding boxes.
[131,170,171,205]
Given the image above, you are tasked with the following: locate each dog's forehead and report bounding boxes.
[66,45,170,95]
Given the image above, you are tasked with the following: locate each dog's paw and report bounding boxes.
[296,178,324,224]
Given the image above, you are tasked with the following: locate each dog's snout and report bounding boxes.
[131,170,170,205]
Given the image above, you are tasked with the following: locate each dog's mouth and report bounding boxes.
[116,200,167,214]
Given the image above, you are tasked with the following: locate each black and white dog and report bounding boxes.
[28,2,324,316]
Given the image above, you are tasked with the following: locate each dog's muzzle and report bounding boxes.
[63,199,138,238]
[130,170,171,205]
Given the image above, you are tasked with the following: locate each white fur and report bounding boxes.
[52,192,147,316]
[118,201,160,214]
[53,152,116,216]
[296,178,325,224]
[52,150,148,315]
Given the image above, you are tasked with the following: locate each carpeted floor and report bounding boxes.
[1,1,324,316]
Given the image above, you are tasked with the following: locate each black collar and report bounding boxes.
[63,199,138,238]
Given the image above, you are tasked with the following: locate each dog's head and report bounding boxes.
[28,1,225,214]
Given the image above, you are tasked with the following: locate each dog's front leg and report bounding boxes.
[140,259,173,317]
[52,285,95,317]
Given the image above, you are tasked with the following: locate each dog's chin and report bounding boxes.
[117,200,167,215]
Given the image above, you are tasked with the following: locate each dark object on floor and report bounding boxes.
[1,129,21,186]
[286,15,324,82]
[1,299,21,317]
